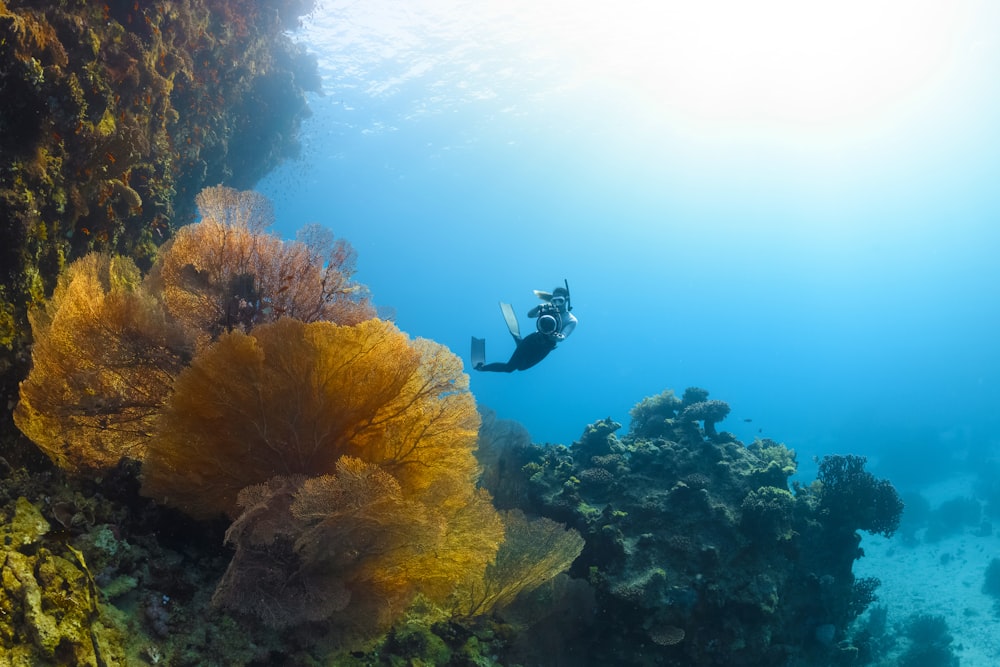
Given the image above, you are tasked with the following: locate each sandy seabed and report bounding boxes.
[854,476,1000,666]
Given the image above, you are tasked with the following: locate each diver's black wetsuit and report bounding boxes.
[474,283,576,373]
[477,332,557,373]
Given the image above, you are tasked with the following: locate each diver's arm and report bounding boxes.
[558,314,577,339]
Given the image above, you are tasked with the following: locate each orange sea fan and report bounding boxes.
[13,253,191,471]
[212,457,502,641]
[140,317,483,520]
[147,186,375,349]
[453,509,584,617]
[142,316,503,637]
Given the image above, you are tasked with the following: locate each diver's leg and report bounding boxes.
[507,333,556,371]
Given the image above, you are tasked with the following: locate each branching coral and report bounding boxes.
[13,253,190,471]
[815,455,903,538]
[628,389,682,439]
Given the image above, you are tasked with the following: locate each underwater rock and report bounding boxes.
[984,557,1000,601]
[2,496,50,547]
[0,497,127,665]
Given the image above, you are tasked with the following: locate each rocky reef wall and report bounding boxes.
[0,0,319,455]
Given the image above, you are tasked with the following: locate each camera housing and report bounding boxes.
[535,303,561,335]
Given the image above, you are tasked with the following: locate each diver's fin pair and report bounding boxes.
[472,302,520,369]
[499,301,520,338]
[471,336,486,369]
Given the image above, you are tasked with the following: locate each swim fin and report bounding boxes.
[499,302,520,338]
[471,336,486,369]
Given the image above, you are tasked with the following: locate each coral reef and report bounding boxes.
[1,2,602,660]
[0,457,299,666]
[4,158,910,664]
[476,388,903,666]
[139,317,506,643]
[0,0,320,454]
[7,182,597,662]
[7,356,909,665]
[897,613,959,667]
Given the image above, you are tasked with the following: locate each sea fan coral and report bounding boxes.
[212,457,502,640]
[454,509,584,617]
[142,317,504,639]
[14,186,375,472]
[140,317,486,519]
[13,253,190,471]
[211,463,431,631]
[149,185,375,349]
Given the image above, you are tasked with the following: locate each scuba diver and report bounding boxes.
[472,280,577,373]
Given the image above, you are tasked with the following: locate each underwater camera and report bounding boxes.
[536,304,562,335]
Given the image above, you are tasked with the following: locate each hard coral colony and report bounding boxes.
[473,390,904,665]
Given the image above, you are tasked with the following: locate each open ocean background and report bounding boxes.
[257,0,1000,488]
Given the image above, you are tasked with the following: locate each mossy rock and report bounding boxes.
[1,503,127,667]
[1,496,50,548]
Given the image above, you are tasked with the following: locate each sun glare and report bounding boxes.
[549,0,967,126]
[307,0,975,132]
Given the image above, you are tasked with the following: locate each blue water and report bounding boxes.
[258,0,1000,487]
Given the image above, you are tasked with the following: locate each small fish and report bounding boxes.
[743,418,753,423]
